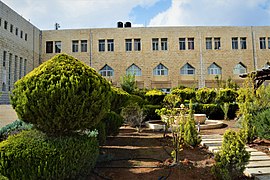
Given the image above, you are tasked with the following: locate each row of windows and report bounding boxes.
[2,51,27,91]
[0,17,28,41]
[99,62,247,77]
[72,40,87,52]
[259,37,270,49]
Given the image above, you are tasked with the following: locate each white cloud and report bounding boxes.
[149,0,270,26]
[2,0,159,30]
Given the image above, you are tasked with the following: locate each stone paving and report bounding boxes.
[0,105,18,128]
[201,134,270,179]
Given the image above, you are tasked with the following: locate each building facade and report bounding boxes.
[1,1,270,103]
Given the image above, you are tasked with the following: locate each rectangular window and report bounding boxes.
[161,38,168,50]
[4,21,7,29]
[14,55,18,82]
[260,37,266,49]
[134,39,141,51]
[81,40,87,52]
[0,18,1,26]
[10,24,13,33]
[268,38,270,49]
[214,38,221,50]
[240,37,247,49]
[72,40,79,52]
[8,53,12,91]
[55,41,61,53]
[232,37,238,49]
[15,28,18,36]
[206,38,212,50]
[98,39,105,52]
[24,59,27,76]
[188,38,194,50]
[46,41,53,53]
[3,51,6,67]
[125,39,132,51]
[25,33,27,41]
[179,38,186,50]
[20,30,23,38]
[152,38,159,51]
[107,39,114,51]
[19,57,23,79]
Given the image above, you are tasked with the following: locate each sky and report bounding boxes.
[2,0,270,30]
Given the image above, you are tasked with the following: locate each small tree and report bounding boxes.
[212,130,250,180]
[120,73,136,94]
[220,103,230,120]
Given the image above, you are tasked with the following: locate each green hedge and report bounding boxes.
[0,129,99,179]
[102,111,124,136]
[171,88,196,103]
[252,109,270,139]
[196,88,217,104]
[216,88,238,103]
[111,87,130,114]
[145,89,165,105]
[143,105,162,121]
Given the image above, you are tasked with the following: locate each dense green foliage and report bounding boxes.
[110,87,130,114]
[143,104,162,121]
[120,73,136,94]
[127,94,148,107]
[212,130,250,180]
[196,88,217,104]
[216,88,238,103]
[145,89,165,105]
[121,103,145,129]
[0,120,32,141]
[0,129,99,179]
[252,108,270,139]
[163,94,181,108]
[102,111,124,136]
[95,121,106,145]
[171,88,196,103]
[10,54,112,135]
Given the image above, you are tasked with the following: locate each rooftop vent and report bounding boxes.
[117,21,123,28]
[124,22,131,28]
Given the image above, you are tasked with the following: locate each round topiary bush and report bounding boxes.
[0,129,99,179]
[10,54,112,135]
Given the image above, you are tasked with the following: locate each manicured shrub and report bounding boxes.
[145,89,165,105]
[127,94,148,107]
[143,104,162,121]
[252,108,270,139]
[163,94,181,108]
[216,88,238,103]
[121,103,145,130]
[196,88,217,104]
[120,74,136,94]
[212,130,250,180]
[171,88,196,103]
[95,121,106,145]
[102,111,124,136]
[0,129,99,179]
[111,87,130,114]
[10,54,112,135]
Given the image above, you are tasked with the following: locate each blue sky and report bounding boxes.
[2,0,270,30]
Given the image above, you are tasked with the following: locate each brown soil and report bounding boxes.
[88,119,253,180]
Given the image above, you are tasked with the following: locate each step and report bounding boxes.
[201,140,222,146]
[245,167,270,176]
[255,175,270,180]
[247,161,270,168]
[250,156,270,161]
[251,151,269,156]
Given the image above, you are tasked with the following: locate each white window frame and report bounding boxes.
[233,63,246,74]
[188,38,194,50]
[240,37,247,49]
[99,39,105,52]
[152,38,159,51]
[126,64,142,76]
[134,39,141,51]
[153,64,168,76]
[208,63,221,75]
[214,38,221,50]
[179,38,185,50]
[72,40,79,52]
[55,41,61,53]
[107,39,114,52]
[99,65,114,77]
[180,63,195,75]
[81,40,87,52]
[125,39,132,51]
[161,38,168,50]
[206,38,212,50]
[232,37,238,49]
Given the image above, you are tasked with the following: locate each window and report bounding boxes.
[46,41,53,53]
[153,64,168,76]
[25,33,27,41]
[208,63,221,75]
[232,37,238,49]
[214,38,221,50]
[4,21,7,29]
[188,38,194,50]
[107,39,114,51]
[72,40,79,52]
[10,24,13,33]
[19,57,23,79]
[268,38,270,49]
[15,28,18,36]
[0,18,1,26]
[260,37,266,49]
[152,38,159,51]
[264,62,270,68]
[206,38,212,50]
[125,39,132,51]
[20,30,23,38]
[99,39,105,52]
[55,41,61,53]
[81,40,87,52]
[8,53,12,91]
[233,63,246,74]
[3,51,6,67]
[240,37,247,49]
[134,39,141,51]
[126,64,142,76]
[179,38,186,50]
[161,38,168,50]
[99,65,114,77]
[14,55,18,82]
[180,63,195,75]
[24,59,27,76]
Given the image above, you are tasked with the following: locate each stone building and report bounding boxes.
[1,1,270,103]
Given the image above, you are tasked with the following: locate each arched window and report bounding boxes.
[99,64,114,77]
[233,63,247,74]
[208,63,221,75]
[180,63,195,75]
[153,63,168,76]
[126,64,142,76]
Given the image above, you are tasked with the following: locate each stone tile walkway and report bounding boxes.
[0,105,18,128]
[201,134,270,179]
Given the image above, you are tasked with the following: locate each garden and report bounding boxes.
[1,54,270,179]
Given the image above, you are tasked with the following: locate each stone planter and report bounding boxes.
[194,114,206,124]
